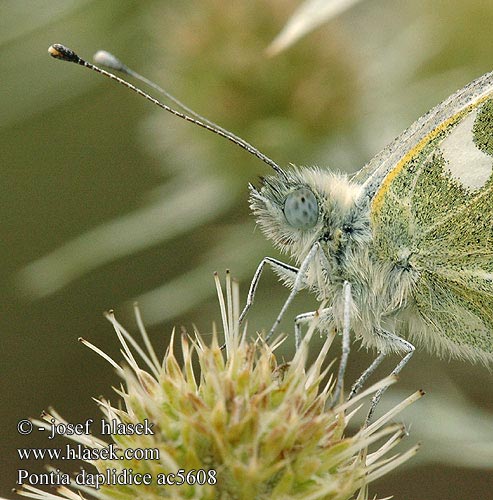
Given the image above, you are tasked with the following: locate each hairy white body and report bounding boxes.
[251,167,420,355]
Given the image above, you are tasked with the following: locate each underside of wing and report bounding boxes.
[409,266,493,365]
[370,96,493,364]
[353,69,493,200]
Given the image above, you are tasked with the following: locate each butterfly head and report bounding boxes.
[249,167,366,264]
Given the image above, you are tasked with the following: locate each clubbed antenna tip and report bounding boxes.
[48,44,81,64]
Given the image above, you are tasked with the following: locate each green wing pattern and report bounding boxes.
[370,99,493,363]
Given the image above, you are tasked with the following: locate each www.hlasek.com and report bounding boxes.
[16,417,217,489]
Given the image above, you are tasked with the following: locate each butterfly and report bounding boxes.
[48,44,493,418]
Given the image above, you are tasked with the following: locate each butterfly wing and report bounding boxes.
[354,70,493,194]
[363,75,493,364]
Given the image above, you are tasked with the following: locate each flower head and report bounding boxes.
[13,272,420,500]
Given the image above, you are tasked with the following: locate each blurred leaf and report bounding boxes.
[267,0,366,55]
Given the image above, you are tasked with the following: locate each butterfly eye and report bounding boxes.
[283,187,319,229]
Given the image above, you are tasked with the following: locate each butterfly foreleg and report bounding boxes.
[239,257,299,325]
[218,257,299,351]
[266,243,321,341]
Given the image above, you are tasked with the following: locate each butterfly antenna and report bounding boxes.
[94,50,222,127]
[48,44,286,177]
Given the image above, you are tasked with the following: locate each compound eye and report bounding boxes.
[283,187,318,229]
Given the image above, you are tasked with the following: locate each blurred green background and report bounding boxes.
[2,1,493,498]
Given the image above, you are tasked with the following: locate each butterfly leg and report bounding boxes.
[238,243,319,343]
[266,243,320,341]
[332,281,352,405]
[218,257,298,351]
[366,333,415,424]
[347,352,386,400]
[294,311,317,348]
[239,257,299,325]
[294,307,333,349]
[294,282,351,405]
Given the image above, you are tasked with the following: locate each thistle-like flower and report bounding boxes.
[12,272,420,500]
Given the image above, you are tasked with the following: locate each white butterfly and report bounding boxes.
[49,44,493,419]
